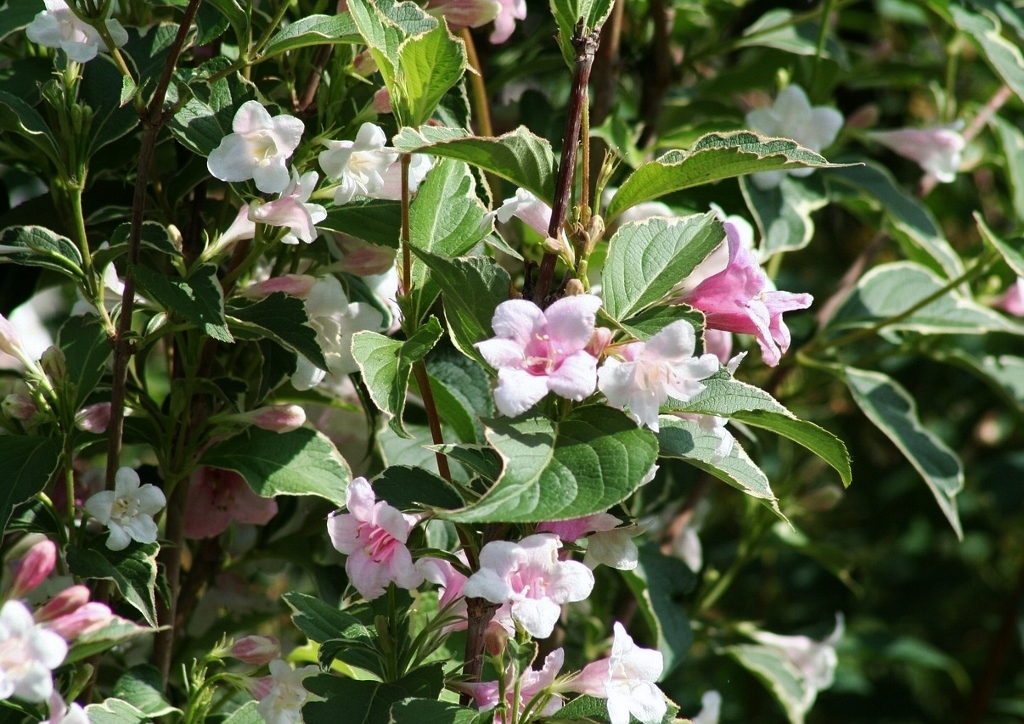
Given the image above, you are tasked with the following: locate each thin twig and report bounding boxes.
[637,0,673,149]
[296,44,333,113]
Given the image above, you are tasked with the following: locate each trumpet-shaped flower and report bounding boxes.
[327,477,423,600]
[207,101,305,194]
[475,295,602,416]
[870,126,965,183]
[745,85,843,189]
[416,553,469,630]
[41,691,88,724]
[9,540,56,600]
[463,533,594,639]
[183,468,278,540]
[680,221,812,367]
[427,0,502,30]
[319,123,399,205]
[491,0,527,43]
[537,513,639,570]
[248,169,327,244]
[26,0,128,64]
[84,467,166,551]
[292,276,384,391]
[0,600,68,703]
[464,648,565,720]
[495,188,552,237]
[252,659,319,724]
[570,622,667,724]
[746,614,844,696]
[598,321,719,432]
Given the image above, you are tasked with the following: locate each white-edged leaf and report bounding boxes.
[727,644,813,724]
[741,174,828,260]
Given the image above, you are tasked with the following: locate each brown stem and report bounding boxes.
[412,361,452,483]
[966,563,1024,724]
[637,0,674,149]
[462,596,499,693]
[296,44,333,113]
[591,0,623,126]
[401,154,412,295]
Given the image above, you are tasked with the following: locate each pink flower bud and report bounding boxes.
[9,540,56,598]
[230,635,281,664]
[240,274,318,300]
[243,405,306,433]
[75,402,112,433]
[371,87,392,115]
[353,50,378,76]
[484,620,508,656]
[0,313,35,369]
[586,327,613,357]
[34,585,91,623]
[335,238,397,276]
[46,601,112,640]
[3,393,38,421]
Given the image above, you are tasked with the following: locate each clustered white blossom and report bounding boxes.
[84,467,166,551]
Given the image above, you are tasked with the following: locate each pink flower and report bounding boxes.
[475,295,602,416]
[597,321,719,432]
[537,513,639,570]
[34,586,90,623]
[249,169,327,244]
[680,221,812,367]
[569,622,666,724]
[230,635,281,665]
[207,101,305,194]
[326,477,423,600]
[870,126,965,183]
[464,648,565,720]
[9,540,56,599]
[490,0,527,43]
[217,205,258,249]
[462,533,594,639]
[74,402,111,433]
[415,554,469,630]
[426,0,501,29]
[240,274,318,300]
[0,313,42,374]
[44,602,112,640]
[230,404,307,433]
[994,278,1024,317]
[2,393,38,422]
[183,468,278,539]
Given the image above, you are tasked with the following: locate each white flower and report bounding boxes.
[319,123,399,205]
[462,533,594,639]
[597,321,720,432]
[207,101,305,194]
[494,188,553,237]
[869,126,965,183]
[747,613,844,696]
[26,0,128,63]
[84,467,166,551]
[373,153,433,200]
[691,690,722,724]
[0,600,68,703]
[248,169,327,245]
[292,276,384,391]
[253,659,319,724]
[41,691,88,724]
[745,85,844,189]
[570,622,667,724]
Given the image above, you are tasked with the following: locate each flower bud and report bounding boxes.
[371,87,392,115]
[47,601,113,640]
[40,346,67,383]
[483,620,508,657]
[9,540,56,599]
[240,274,317,300]
[353,50,378,76]
[75,402,112,433]
[585,327,612,357]
[230,635,281,665]
[564,279,585,297]
[3,393,38,422]
[34,585,91,622]
[234,404,307,433]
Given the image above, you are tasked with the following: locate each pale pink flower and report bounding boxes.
[2,393,38,422]
[74,402,111,433]
[207,101,305,194]
[462,533,594,639]
[427,0,501,29]
[252,659,319,724]
[334,237,397,277]
[745,85,844,189]
[371,87,392,114]
[746,614,844,695]
[680,221,812,367]
[44,602,112,640]
[994,278,1024,317]
[490,0,527,43]
[217,204,257,249]
[41,691,88,724]
[869,126,965,183]
[26,0,128,63]
[34,586,90,623]
[464,648,565,720]
[569,622,667,724]
[230,635,281,665]
[0,600,67,702]
[229,404,307,433]
[183,468,278,539]
[475,295,602,416]
[703,329,733,364]
[598,321,719,432]
[373,154,432,201]
[327,477,423,600]
[240,274,317,300]
[537,513,639,570]
[494,188,552,237]
[0,313,42,374]
[84,467,166,551]
[415,554,469,630]
[9,540,56,600]
[248,169,327,244]
[319,123,399,205]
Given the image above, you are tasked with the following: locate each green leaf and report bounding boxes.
[443,406,659,523]
[320,200,401,249]
[205,0,250,47]
[227,292,327,370]
[304,665,444,723]
[394,24,467,128]
[657,415,782,517]
[735,8,842,58]
[168,62,257,157]
[200,427,351,505]
[732,410,852,489]
[131,263,233,342]
[80,52,139,154]
[67,541,159,626]
[727,644,812,724]
[741,174,828,260]
[262,13,361,59]
[841,367,963,539]
[352,317,444,437]
[110,221,182,257]
[222,701,263,724]
[0,0,44,42]
[976,212,1024,277]
[389,699,491,724]
[411,251,510,361]
[58,314,112,410]
[607,132,840,222]
[84,698,151,724]
[431,443,502,480]
[826,261,1021,335]
[824,162,964,279]
[0,225,84,278]
[0,436,62,535]
[619,305,705,342]
[602,212,725,320]
[66,617,154,664]
[550,0,615,65]
[621,544,696,678]
[410,159,489,261]
[0,90,59,162]
[934,351,1024,410]
[990,115,1024,224]
[283,591,374,644]
[395,126,557,203]
[423,349,495,444]
[371,465,465,511]
[113,666,180,718]
[950,5,1024,103]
